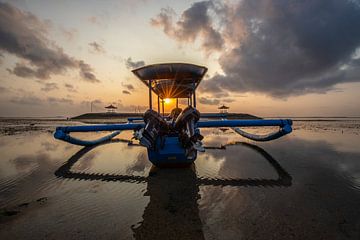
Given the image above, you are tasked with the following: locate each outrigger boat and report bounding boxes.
[54,63,292,167]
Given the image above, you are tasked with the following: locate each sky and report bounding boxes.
[0,0,359,117]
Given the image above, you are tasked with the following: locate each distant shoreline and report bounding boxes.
[0,114,359,120]
[71,112,261,120]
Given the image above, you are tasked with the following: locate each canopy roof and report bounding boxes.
[105,104,117,109]
[132,63,207,98]
[218,105,229,109]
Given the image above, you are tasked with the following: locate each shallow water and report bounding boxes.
[0,119,359,239]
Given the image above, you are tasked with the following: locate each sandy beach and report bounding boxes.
[0,118,359,239]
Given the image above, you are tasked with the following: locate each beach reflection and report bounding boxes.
[0,120,360,239]
[53,138,292,239]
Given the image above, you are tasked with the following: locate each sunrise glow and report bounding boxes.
[164,98,171,104]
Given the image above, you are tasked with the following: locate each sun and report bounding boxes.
[164,98,171,104]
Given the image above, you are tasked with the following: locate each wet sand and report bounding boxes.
[0,118,359,239]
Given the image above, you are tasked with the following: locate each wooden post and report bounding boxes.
[162,99,165,116]
[148,80,152,110]
[157,95,160,113]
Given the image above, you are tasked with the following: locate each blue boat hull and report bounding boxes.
[147,136,196,167]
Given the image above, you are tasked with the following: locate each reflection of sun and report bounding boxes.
[164,98,171,104]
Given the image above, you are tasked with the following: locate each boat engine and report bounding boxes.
[134,109,168,149]
[175,106,204,151]
[169,107,182,121]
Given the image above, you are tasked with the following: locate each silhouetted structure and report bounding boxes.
[105,104,117,113]
[218,104,229,114]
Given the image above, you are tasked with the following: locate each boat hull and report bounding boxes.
[147,136,196,167]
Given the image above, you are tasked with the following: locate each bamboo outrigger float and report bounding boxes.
[54,63,292,167]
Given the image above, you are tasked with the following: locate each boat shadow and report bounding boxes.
[54,139,292,187]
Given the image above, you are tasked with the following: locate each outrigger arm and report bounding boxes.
[54,123,144,146]
[54,119,292,146]
[197,119,292,141]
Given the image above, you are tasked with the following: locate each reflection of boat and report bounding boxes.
[55,140,292,187]
[54,63,293,167]
[132,166,204,239]
[55,141,291,239]
[219,127,229,132]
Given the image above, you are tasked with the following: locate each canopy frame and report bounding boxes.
[132,63,207,112]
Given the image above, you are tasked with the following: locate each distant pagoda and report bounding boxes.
[218,104,229,114]
[105,104,117,113]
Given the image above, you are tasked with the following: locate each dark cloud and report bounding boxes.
[151,1,224,53]
[0,3,99,82]
[122,90,131,95]
[40,82,58,92]
[78,60,100,83]
[153,0,360,97]
[64,83,77,93]
[122,83,135,91]
[125,57,145,69]
[92,99,102,105]
[198,97,220,105]
[89,41,105,54]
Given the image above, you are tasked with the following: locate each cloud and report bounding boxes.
[198,97,220,105]
[40,82,58,92]
[122,83,135,91]
[151,2,224,53]
[223,98,235,103]
[87,16,106,26]
[89,41,105,54]
[125,57,145,69]
[47,97,73,105]
[122,90,131,95]
[92,99,103,105]
[9,90,73,105]
[78,60,100,83]
[116,99,147,112]
[88,16,98,24]
[119,104,147,112]
[153,0,360,97]
[81,99,103,111]
[0,3,99,82]
[60,27,77,41]
[64,83,77,93]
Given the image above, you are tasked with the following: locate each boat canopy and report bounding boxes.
[132,63,207,98]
